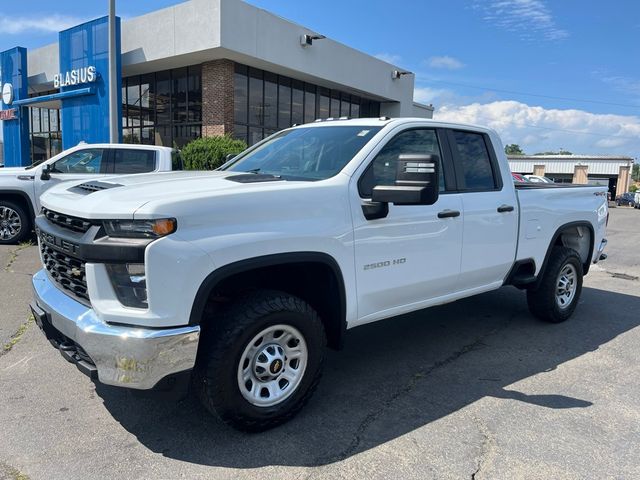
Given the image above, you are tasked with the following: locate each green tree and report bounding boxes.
[630,184,638,193]
[533,149,573,155]
[504,144,524,155]
[181,135,248,170]
[632,163,640,182]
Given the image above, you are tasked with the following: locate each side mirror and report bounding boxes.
[371,154,440,206]
[40,164,52,181]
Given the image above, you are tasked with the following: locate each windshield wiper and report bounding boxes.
[245,168,261,174]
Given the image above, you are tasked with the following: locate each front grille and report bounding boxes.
[40,243,89,302]
[42,208,93,233]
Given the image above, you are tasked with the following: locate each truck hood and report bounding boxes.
[40,170,300,219]
[0,166,30,176]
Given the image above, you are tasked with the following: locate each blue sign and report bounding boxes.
[59,16,122,148]
[1,47,30,167]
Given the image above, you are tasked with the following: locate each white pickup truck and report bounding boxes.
[30,118,608,431]
[0,143,180,244]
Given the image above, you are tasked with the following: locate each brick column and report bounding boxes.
[617,165,630,194]
[202,59,235,137]
[572,165,589,184]
[533,164,546,177]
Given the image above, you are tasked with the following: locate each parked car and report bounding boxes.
[31,118,608,431]
[615,192,636,207]
[0,144,182,244]
[511,172,529,182]
[634,192,640,209]
[525,174,554,184]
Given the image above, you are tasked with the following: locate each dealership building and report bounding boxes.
[508,154,635,197]
[0,0,432,167]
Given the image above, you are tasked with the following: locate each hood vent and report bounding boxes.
[226,173,283,183]
[70,181,123,194]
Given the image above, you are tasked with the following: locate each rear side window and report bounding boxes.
[451,131,497,190]
[358,128,445,197]
[171,150,184,170]
[112,149,156,174]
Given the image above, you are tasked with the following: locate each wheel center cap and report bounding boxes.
[269,359,283,375]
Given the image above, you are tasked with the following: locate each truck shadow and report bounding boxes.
[96,285,638,467]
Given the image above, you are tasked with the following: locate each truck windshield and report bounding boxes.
[223,126,382,181]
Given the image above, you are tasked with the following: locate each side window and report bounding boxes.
[451,131,497,190]
[112,149,156,174]
[52,149,105,174]
[171,150,184,170]
[358,129,445,198]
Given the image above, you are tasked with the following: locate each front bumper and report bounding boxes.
[594,238,608,263]
[31,269,200,389]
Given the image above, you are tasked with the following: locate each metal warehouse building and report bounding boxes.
[508,155,635,197]
[0,0,432,167]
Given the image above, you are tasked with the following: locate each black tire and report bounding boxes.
[195,290,326,432]
[527,246,583,323]
[0,200,31,245]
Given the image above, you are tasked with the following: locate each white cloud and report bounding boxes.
[473,0,568,41]
[434,100,640,155]
[0,14,85,34]
[427,56,464,70]
[374,53,402,65]
[413,87,450,104]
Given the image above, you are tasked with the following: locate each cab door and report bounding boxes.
[33,148,108,211]
[446,129,518,290]
[350,127,463,325]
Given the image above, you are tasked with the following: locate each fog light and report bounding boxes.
[106,263,148,309]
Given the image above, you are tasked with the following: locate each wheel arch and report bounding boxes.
[0,190,36,219]
[535,221,595,287]
[189,252,347,350]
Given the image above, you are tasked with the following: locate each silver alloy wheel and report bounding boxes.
[237,324,308,407]
[0,206,22,241]
[555,263,577,309]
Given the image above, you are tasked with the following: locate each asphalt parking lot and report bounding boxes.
[1,208,639,480]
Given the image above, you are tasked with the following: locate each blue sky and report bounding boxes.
[1,0,639,157]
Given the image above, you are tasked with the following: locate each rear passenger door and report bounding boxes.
[108,149,158,174]
[446,129,518,290]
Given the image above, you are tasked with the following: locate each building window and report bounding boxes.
[28,93,63,163]
[122,65,202,148]
[232,63,382,146]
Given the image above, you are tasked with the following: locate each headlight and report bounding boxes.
[106,263,148,308]
[103,218,177,238]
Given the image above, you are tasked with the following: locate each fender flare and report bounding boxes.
[534,220,595,287]
[188,251,348,346]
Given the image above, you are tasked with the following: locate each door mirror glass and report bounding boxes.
[371,154,440,206]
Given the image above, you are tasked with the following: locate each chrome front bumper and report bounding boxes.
[594,238,608,263]
[31,269,200,389]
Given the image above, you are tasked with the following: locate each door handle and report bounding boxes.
[437,209,461,219]
[497,204,514,213]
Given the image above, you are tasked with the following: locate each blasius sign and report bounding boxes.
[53,66,97,88]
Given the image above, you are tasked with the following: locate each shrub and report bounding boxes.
[629,184,638,193]
[181,135,247,170]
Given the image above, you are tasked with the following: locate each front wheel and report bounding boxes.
[195,290,326,431]
[0,200,30,245]
[527,247,583,323]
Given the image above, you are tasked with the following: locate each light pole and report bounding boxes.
[108,0,118,143]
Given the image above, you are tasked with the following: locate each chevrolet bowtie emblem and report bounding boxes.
[70,267,82,277]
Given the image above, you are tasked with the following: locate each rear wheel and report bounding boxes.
[195,290,326,431]
[527,247,583,323]
[0,200,30,245]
